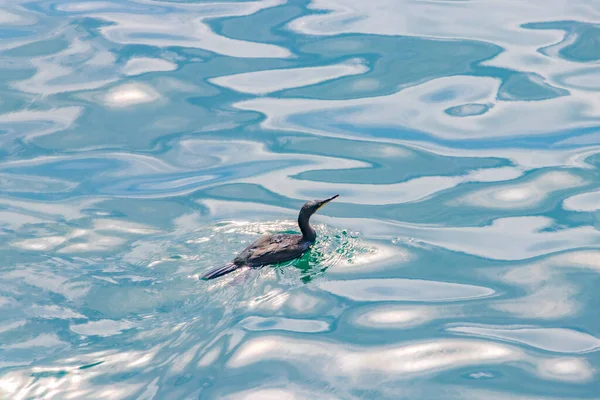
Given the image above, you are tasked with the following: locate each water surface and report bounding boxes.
[1,0,600,398]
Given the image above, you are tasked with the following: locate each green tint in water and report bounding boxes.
[1,0,600,399]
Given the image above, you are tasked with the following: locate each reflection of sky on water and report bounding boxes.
[1,0,600,398]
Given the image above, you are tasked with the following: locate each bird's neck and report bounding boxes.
[298,212,316,242]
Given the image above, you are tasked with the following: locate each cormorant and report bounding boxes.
[201,195,339,280]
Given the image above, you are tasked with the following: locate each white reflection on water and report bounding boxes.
[454,171,585,209]
[228,335,595,383]
[448,324,600,353]
[210,58,369,94]
[336,216,600,261]
[103,83,161,108]
[121,57,177,77]
[490,250,600,319]
[10,217,157,254]
[70,320,136,337]
[291,0,600,106]
[320,278,495,302]
[96,0,291,58]
[349,304,445,329]
[245,164,523,205]
[239,316,330,333]
[221,386,343,400]
[2,334,67,350]
[235,74,600,139]
[1,0,600,398]
[0,107,83,144]
[564,190,600,211]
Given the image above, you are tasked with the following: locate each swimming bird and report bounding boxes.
[201,194,339,280]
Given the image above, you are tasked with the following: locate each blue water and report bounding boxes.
[1,0,600,398]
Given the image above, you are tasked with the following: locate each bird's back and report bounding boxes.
[234,233,310,267]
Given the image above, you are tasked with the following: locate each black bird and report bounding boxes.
[201,195,339,280]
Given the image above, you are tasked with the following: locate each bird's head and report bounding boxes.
[299,194,339,218]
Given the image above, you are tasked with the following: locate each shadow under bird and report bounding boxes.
[201,195,339,280]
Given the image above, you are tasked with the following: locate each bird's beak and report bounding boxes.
[318,194,339,209]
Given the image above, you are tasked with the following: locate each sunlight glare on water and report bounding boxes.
[1,0,600,398]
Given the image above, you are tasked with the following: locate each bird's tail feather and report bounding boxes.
[201,263,242,280]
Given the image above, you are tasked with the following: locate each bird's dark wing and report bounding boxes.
[249,235,292,257]
[233,235,270,263]
[238,234,305,266]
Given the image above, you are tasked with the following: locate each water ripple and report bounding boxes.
[1,0,600,398]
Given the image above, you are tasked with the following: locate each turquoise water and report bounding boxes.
[2,0,600,398]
